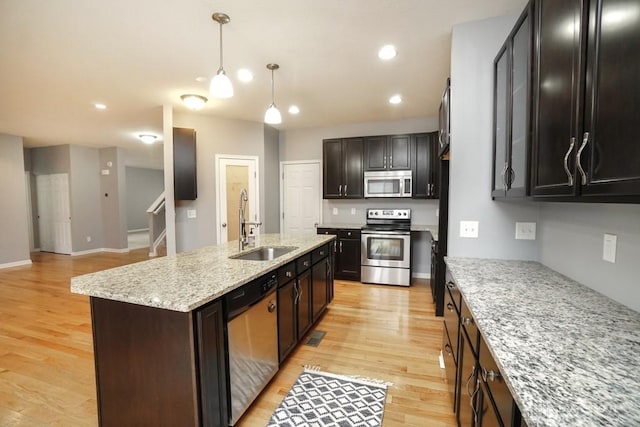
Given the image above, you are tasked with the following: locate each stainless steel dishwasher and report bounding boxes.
[225,272,278,426]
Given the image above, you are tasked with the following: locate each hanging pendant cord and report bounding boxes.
[218,23,224,72]
[271,69,275,105]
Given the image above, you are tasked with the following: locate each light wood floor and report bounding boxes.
[0,250,456,426]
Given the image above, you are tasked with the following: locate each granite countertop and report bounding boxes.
[445,257,640,427]
[71,234,335,312]
[317,223,438,240]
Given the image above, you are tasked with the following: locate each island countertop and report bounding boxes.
[445,257,640,427]
[71,234,335,312]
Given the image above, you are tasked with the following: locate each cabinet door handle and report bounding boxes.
[344,184,348,196]
[340,241,343,253]
[338,184,342,196]
[446,281,456,290]
[285,271,292,278]
[462,316,474,326]
[509,167,516,188]
[389,155,393,168]
[576,132,589,185]
[482,367,501,382]
[267,301,276,313]
[303,260,309,267]
[564,137,576,186]
[446,302,454,312]
[294,282,300,304]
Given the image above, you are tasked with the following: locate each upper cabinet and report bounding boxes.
[364,135,411,171]
[492,3,532,199]
[531,0,640,200]
[438,78,451,158]
[173,127,197,200]
[323,137,364,199]
[413,132,440,199]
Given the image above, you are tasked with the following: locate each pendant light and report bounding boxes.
[210,13,233,98]
[264,63,282,124]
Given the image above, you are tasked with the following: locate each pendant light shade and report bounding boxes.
[211,13,233,99]
[264,63,282,124]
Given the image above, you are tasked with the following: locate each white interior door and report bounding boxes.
[24,172,34,251]
[281,161,321,235]
[216,156,259,244]
[36,173,72,254]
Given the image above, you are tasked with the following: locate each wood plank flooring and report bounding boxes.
[0,250,456,426]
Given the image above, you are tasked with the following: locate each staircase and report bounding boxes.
[147,192,166,257]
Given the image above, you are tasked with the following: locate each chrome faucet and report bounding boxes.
[238,188,262,251]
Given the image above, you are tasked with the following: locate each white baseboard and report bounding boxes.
[412,272,431,279]
[0,259,33,269]
[128,228,149,233]
[71,248,130,256]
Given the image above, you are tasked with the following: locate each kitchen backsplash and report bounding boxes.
[322,199,439,225]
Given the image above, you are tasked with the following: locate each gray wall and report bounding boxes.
[0,134,31,266]
[69,145,104,252]
[279,116,440,277]
[263,125,281,233]
[125,167,165,231]
[172,113,265,252]
[23,148,39,249]
[448,15,540,260]
[100,147,128,250]
[31,144,71,175]
[539,203,640,312]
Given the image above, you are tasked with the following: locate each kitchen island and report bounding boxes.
[71,233,335,427]
[445,257,640,427]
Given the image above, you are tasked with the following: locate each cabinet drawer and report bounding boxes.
[317,228,338,236]
[480,336,514,425]
[296,254,312,272]
[312,244,329,263]
[443,286,459,364]
[460,297,479,357]
[338,229,360,239]
[278,262,296,285]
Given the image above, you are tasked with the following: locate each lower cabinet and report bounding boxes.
[317,228,361,281]
[443,267,525,427]
[277,244,334,364]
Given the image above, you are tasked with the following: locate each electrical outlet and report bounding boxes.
[460,221,479,238]
[515,222,536,240]
[351,208,356,215]
[101,169,110,175]
[86,236,92,242]
[332,208,338,215]
[187,209,197,219]
[603,234,617,263]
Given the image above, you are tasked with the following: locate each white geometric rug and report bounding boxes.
[266,368,388,427]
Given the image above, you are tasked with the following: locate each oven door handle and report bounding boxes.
[361,230,411,236]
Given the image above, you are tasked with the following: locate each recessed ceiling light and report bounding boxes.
[378,45,397,60]
[138,134,157,144]
[94,103,107,110]
[288,105,300,114]
[389,94,402,104]
[237,69,254,82]
[180,94,208,110]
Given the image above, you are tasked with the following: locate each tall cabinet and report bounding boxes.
[322,138,364,199]
[531,0,640,199]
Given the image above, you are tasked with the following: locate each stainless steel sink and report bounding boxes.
[229,246,298,261]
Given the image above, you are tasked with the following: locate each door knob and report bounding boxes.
[222,223,227,228]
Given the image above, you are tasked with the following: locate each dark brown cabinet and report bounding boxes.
[311,248,330,321]
[323,138,364,198]
[492,4,532,199]
[277,278,297,362]
[173,127,197,200]
[296,267,312,340]
[532,0,640,200]
[364,135,411,171]
[412,132,440,198]
[438,78,451,157]
[317,228,361,281]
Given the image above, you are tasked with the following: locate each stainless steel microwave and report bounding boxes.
[364,170,412,198]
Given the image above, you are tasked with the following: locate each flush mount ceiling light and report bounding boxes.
[389,94,402,104]
[237,68,254,82]
[378,45,397,60]
[138,134,157,144]
[288,105,300,115]
[210,13,233,98]
[264,63,282,125]
[180,94,208,110]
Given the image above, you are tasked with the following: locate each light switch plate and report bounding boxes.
[332,207,338,215]
[515,222,536,240]
[101,169,110,175]
[460,221,479,238]
[351,208,356,215]
[603,234,617,263]
[187,209,197,219]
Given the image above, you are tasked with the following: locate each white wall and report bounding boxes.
[172,112,266,252]
[0,134,31,267]
[448,15,540,260]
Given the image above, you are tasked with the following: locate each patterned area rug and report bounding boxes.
[266,368,388,427]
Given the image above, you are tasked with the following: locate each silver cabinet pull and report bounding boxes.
[267,301,276,313]
[285,271,292,278]
[576,132,589,185]
[482,367,501,382]
[344,184,347,196]
[446,281,456,290]
[509,167,516,187]
[340,241,343,253]
[564,137,576,186]
[462,316,474,326]
[294,282,300,304]
[446,302,454,312]
[338,184,342,196]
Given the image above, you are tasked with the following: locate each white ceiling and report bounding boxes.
[0,0,527,155]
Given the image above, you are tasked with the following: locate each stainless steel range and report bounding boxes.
[361,208,411,286]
